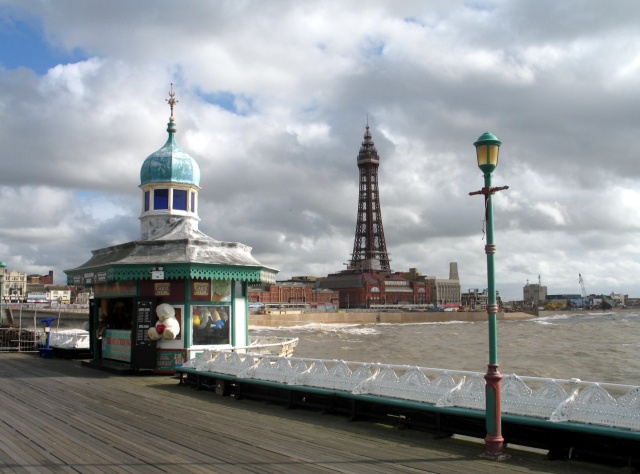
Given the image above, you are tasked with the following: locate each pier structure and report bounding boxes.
[176,350,640,468]
[3,352,620,473]
[65,85,277,372]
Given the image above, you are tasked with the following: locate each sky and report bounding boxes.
[1,1,640,302]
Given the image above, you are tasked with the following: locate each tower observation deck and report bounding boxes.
[349,124,390,272]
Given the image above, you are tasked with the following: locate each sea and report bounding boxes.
[251,311,640,387]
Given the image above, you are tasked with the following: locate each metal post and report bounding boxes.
[480,171,508,461]
[469,131,509,461]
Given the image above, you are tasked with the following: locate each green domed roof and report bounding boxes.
[140,119,201,187]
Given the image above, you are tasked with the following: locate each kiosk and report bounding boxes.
[65,86,277,372]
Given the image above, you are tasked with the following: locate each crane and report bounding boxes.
[579,274,587,298]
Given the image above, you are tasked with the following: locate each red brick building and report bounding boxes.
[249,280,339,309]
[28,270,54,285]
[319,270,432,309]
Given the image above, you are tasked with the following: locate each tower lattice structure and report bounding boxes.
[349,125,391,272]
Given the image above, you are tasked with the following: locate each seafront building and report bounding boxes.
[319,124,461,309]
[65,86,277,371]
[0,267,71,303]
[248,278,338,310]
[523,275,547,308]
[0,266,27,302]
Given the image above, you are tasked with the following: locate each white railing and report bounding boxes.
[0,303,88,352]
[180,353,640,432]
[0,304,41,351]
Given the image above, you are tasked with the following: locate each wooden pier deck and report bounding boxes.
[0,353,626,473]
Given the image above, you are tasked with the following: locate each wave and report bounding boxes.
[250,319,473,334]
[250,323,381,335]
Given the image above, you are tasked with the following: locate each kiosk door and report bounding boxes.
[131,299,157,370]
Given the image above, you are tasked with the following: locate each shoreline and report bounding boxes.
[6,307,634,330]
[250,307,637,327]
[249,310,535,327]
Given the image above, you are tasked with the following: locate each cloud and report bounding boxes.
[0,1,639,301]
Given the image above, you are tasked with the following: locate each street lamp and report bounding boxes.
[469,132,509,460]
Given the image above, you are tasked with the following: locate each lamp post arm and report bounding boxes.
[468,185,509,196]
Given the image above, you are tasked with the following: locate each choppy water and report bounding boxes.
[251,311,640,386]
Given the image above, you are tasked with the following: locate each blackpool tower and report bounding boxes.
[348,124,391,272]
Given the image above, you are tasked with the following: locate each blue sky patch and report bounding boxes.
[196,89,253,116]
[0,10,88,74]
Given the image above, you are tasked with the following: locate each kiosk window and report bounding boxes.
[192,305,230,345]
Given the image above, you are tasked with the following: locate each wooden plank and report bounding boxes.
[0,354,625,473]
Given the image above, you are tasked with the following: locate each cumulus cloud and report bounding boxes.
[0,1,639,300]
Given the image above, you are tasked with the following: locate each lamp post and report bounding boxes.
[469,132,509,460]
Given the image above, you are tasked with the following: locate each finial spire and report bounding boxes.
[166,83,178,120]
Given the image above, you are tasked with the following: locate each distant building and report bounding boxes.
[27,271,54,285]
[317,125,460,310]
[47,285,72,304]
[424,263,462,308]
[248,280,339,310]
[461,288,503,311]
[461,288,488,311]
[545,294,584,309]
[0,262,6,302]
[319,270,433,308]
[2,269,27,302]
[608,293,627,306]
[523,276,547,307]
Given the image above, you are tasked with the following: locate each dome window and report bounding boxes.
[154,189,169,210]
[173,189,188,211]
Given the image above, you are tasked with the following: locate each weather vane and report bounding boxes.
[166,83,178,118]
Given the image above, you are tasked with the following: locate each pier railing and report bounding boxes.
[0,303,88,352]
[180,351,640,433]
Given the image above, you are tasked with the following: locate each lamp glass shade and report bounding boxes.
[476,144,500,167]
[474,132,502,173]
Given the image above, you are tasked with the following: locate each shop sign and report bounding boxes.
[193,281,210,297]
[212,280,231,302]
[154,282,171,296]
[94,281,136,297]
[77,271,109,285]
[102,329,131,362]
[156,349,187,371]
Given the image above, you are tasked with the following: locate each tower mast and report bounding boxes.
[349,124,390,272]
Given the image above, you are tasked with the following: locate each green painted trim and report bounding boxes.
[230,279,236,346]
[66,263,276,285]
[184,279,192,348]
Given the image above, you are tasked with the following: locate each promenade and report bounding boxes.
[249,310,535,327]
[0,353,622,473]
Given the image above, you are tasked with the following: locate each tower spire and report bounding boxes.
[349,123,390,272]
[166,83,178,120]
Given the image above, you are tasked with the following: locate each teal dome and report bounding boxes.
[140,119,201,187]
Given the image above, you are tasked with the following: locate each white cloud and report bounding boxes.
[0,1,639,301]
